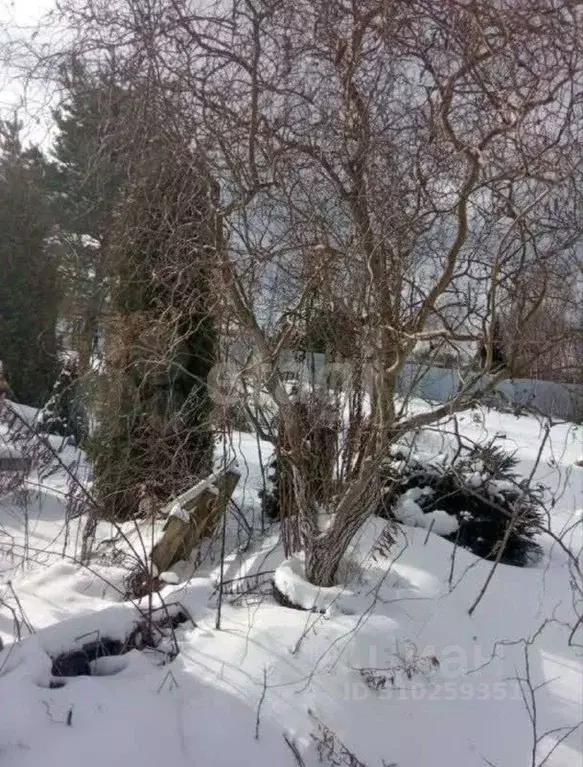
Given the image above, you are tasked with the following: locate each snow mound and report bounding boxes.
[273,554,355,614]
[394,488,459,536]
[272,529,413,616]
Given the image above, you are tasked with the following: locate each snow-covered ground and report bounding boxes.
[1,404,582,767]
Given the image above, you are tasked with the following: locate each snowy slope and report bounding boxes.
[0,404,581,767]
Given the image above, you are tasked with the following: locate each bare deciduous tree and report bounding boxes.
[33,0,583,585]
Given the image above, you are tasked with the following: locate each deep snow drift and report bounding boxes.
[0,404,582,767]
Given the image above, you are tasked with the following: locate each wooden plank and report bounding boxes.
[151,468,240,573]
[0,455,31,473]
[159,459,238,516]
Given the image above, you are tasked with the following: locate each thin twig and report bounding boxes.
[283,734,306,767]
[255,666,268,740]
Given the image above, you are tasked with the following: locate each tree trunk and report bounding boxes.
[278,400,337,557]
[303,465,381,587]
[373,336,400,454]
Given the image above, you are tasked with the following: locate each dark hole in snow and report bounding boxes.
[156,609,190,630]
[51,637,124,676]
[51,649,92,678]
[50,610,191,678]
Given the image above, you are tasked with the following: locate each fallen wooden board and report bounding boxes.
[151,467,240,573]
[0,455,31,474]
[159,459,238,516]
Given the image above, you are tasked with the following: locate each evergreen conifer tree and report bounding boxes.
[0,119,60,406]
[92,133,217,520]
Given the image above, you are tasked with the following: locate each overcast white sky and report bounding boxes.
[0,0,53,25]
[1,0,58,146]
